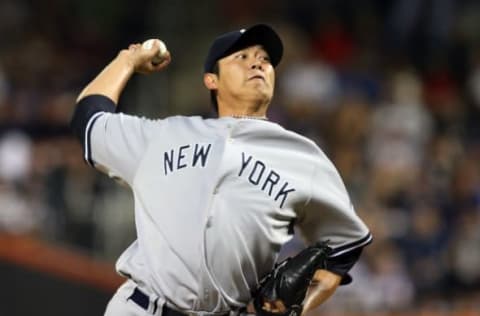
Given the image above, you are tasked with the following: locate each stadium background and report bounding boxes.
[0,0,479,315]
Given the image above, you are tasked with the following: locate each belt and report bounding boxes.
[128,287,160,314]
[128,287,231,316]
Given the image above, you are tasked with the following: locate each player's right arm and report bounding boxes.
[70,42,171,184]
[77,42,171,103]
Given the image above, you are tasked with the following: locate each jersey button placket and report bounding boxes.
[226,123,234,143]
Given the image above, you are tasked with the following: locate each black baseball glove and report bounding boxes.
[252,241,332,316]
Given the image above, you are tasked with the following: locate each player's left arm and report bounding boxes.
[301,269,341,314]
[300,245,364,315]
[259,269,342,315]
[260,248,363,315]
[293,150,372,313]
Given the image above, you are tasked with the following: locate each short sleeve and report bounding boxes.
[86,112,162,185]
[70,94,163,185]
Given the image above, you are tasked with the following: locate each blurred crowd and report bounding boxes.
[0,0,479,314]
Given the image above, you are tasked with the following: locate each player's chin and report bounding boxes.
[249,85,273,99]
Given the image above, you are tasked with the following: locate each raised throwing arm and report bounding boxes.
[77,41,171,103]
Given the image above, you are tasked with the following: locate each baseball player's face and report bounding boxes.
[213,45,275,106]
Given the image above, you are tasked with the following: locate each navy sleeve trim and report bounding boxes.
[84,112,105,166]
[70,94,116,145]
[330,232,373,257]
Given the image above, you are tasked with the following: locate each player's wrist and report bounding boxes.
[116,50,137,75]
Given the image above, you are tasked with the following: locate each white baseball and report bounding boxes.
[142,39,168,64]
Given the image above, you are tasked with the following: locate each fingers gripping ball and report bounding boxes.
[142,39,168,65]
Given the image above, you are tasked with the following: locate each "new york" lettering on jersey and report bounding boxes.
[163,143,212,175]
[238,152,296,208]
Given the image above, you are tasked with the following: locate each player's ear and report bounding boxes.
[203,73,218,91]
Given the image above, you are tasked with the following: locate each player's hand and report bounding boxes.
[246,299,287,314]
[119,43,171,75]
[262,300,287,314]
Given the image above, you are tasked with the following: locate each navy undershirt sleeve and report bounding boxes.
[70,94,116,145]
[326,247,363,285]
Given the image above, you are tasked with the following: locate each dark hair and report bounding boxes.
[209,62,219,113]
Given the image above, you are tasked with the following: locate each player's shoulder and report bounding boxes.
[280,126,340,172]
[279,125,326,157]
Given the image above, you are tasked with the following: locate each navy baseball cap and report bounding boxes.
[204,24,283,73]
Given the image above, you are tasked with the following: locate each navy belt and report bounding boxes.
[128,287,160,314]
[128,287,231,316]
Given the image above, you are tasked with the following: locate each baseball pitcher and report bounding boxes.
[71,24,372,316]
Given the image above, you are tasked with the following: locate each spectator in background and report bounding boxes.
[324,96,371,202]
[447,157,480,293]
[367,69,433,205]
[278,54,340,145]
[450,210,480,293]
[398,203,450,300]
[0,131,41,234]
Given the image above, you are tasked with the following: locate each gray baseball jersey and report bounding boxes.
[79,105,371,313]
